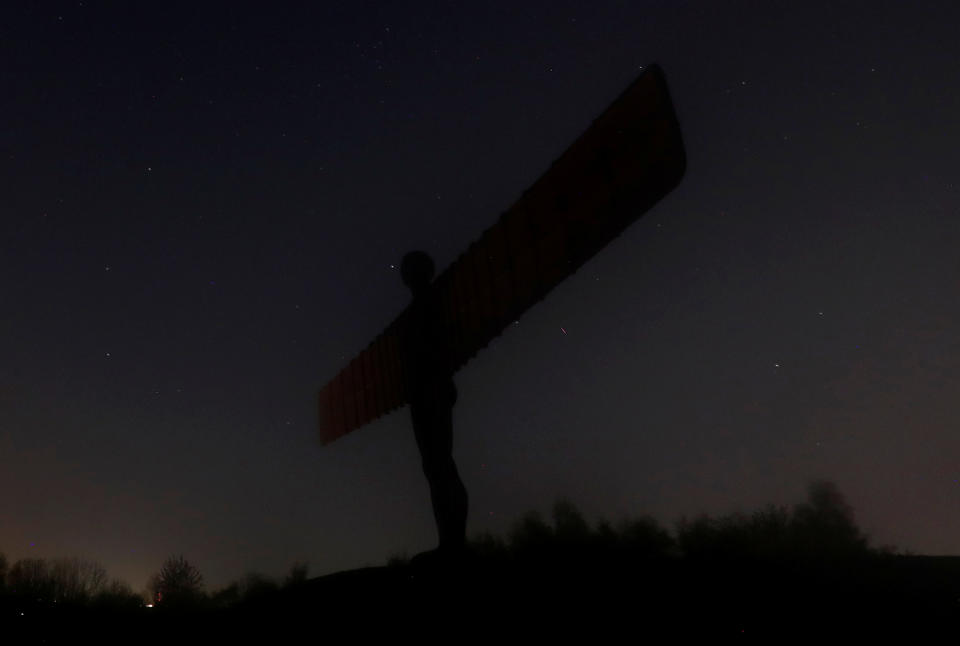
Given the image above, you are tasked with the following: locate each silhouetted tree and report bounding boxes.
[283,561,309,588]
[676,480,870,561]
[509,510,553,553]
[92,578,143,610]
[49,557,107,603]
[9,558,53,601]
[150,555,204,607]
[209,581,241,609]
[749,505,792,549]
[238,572,278,603]
[616,515,675,558]
[468,531,509,560]
[551,499,591,544]
[791,479,868,557]
[676,514,730,559]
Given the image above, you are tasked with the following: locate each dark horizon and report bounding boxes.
[0,479,951,598]
[2,1,960,590]
[7,486,960,642]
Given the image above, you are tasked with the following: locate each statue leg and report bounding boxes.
[411,385,468,550]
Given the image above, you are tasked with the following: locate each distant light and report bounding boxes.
[145,604,154,608]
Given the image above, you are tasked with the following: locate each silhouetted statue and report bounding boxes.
[318,66,685,444]
[399,250,468,554]
[316,67,686,570]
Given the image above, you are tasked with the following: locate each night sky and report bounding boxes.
[3,1,959,591]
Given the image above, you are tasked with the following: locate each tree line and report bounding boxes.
[458,479,881,565]
[0,480,890,613]
[0,555,141,610]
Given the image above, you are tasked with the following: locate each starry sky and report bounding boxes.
[2,1,959,590]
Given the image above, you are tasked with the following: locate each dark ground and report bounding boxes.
[6,553,960,642]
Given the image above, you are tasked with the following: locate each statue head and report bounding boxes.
[400,250,435,294]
